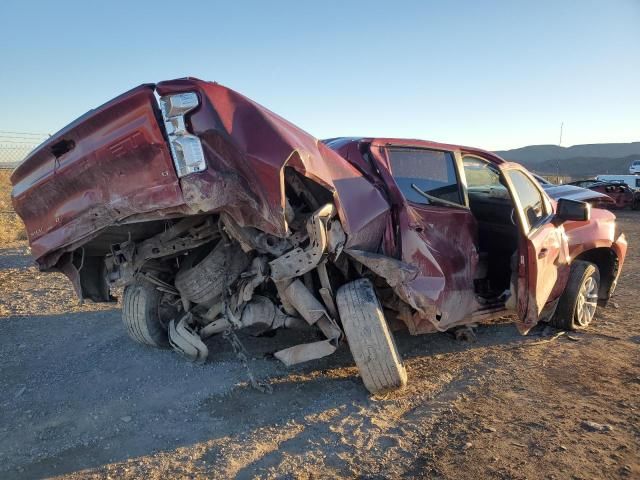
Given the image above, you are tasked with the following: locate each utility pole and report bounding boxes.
[556,122,563,183]
[559,122,563,146]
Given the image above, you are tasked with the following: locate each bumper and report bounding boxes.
[610,232,628,296]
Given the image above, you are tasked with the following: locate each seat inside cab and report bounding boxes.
[462,156,519,300]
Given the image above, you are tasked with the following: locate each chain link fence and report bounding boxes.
[0,131,50,168]
[0,131,48,241]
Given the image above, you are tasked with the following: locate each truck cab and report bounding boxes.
[325,138,627,333]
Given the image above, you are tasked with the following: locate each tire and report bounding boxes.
[550,260,600,331]
[122,279,172,348]
[336,278,407,394]
[175,240,250,307]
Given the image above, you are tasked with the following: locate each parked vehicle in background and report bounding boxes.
[532,175,615,209]
[9,78,628,393]
[596,174,640,189]
[591,182,640,210]
[629,160,640,175]
[568,179,603,189]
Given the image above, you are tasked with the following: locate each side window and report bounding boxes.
[507,170,550,231]
[463,156,501,189]
[387,148,463,205]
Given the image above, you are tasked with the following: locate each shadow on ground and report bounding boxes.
[0,305,536,479]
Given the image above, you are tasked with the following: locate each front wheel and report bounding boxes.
[550,261,600,330]
[336,278,407,394]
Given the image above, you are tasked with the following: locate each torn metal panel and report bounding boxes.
[169,315,208,364]
[269,204,335,281]
[283,280,330,325]
[326,220,346,259]
[200,316,231,338]
[274,279,297,316]
[345,246,480,332]
[236,257,269,303]
[282,279,343,345]
[221,213,291,256]
[274,340,337,367]
[158,79,391,251]
[272,279,343,365]
[344,249,418,288]
[53,253,83,303]
[15,78,391,268]
[317,261,338,318]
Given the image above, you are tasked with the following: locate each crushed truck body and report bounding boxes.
[11,78,628,393]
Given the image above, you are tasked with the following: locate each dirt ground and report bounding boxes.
[0,211,638,480]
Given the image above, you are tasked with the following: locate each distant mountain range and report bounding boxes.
[494,142,640,178]
[3,141,639,178]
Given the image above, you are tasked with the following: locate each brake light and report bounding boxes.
[159,92,206,177]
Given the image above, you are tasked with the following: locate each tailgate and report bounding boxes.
[10,84,184,263]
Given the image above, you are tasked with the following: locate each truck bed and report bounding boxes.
[10,85,185,265]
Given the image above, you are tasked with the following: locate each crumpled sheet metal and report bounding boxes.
[273,279,342,367]
[169,315,208,364]
[269,204,334,282]
[274,340,337,367]
[345,247,480,333]
[200,296,304,339]
[156,78,391,253]
[221,213,291,256]
[344,248,437,323]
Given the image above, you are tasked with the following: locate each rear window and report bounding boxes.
[388,148,463,205]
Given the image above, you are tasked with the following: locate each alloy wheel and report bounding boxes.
[575,275,598,327]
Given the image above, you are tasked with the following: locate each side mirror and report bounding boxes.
[556,198,591,222]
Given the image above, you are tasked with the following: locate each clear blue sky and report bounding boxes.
[1,0,638,150]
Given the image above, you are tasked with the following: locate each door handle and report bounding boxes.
[538,248,549,259]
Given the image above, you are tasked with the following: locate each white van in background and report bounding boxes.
[596,175,640,189]
[630,160,640,174]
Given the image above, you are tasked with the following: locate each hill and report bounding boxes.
[494,142,640,165]
[494,142,640,178]
[522,155,637,177]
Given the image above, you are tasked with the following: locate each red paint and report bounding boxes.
[588,183,639,209]
[11,84,184,264]
[10,79,628,334]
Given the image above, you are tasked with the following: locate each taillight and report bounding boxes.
[159,92,206,177]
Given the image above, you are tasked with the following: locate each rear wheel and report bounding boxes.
[122,278,176,347]
[551,260,600,330]
[336,278,407,394]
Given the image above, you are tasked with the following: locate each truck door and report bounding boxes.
[369,142,480,332]
[499,165,570,333]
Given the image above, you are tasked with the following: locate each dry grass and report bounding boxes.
[0,169,27,243]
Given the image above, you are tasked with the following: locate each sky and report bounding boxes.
[0,0,638,151]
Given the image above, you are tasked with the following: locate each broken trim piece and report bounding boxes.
[168,315,208,364]
[273,279,343,366]
[269,203,335,281]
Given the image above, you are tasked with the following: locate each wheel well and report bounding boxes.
[574,247,619,304]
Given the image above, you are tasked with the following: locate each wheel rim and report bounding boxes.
[575,275,598,327]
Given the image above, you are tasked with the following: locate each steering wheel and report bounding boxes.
[510,208,517,226]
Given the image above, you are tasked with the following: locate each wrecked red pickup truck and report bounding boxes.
[11,78,628,393]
